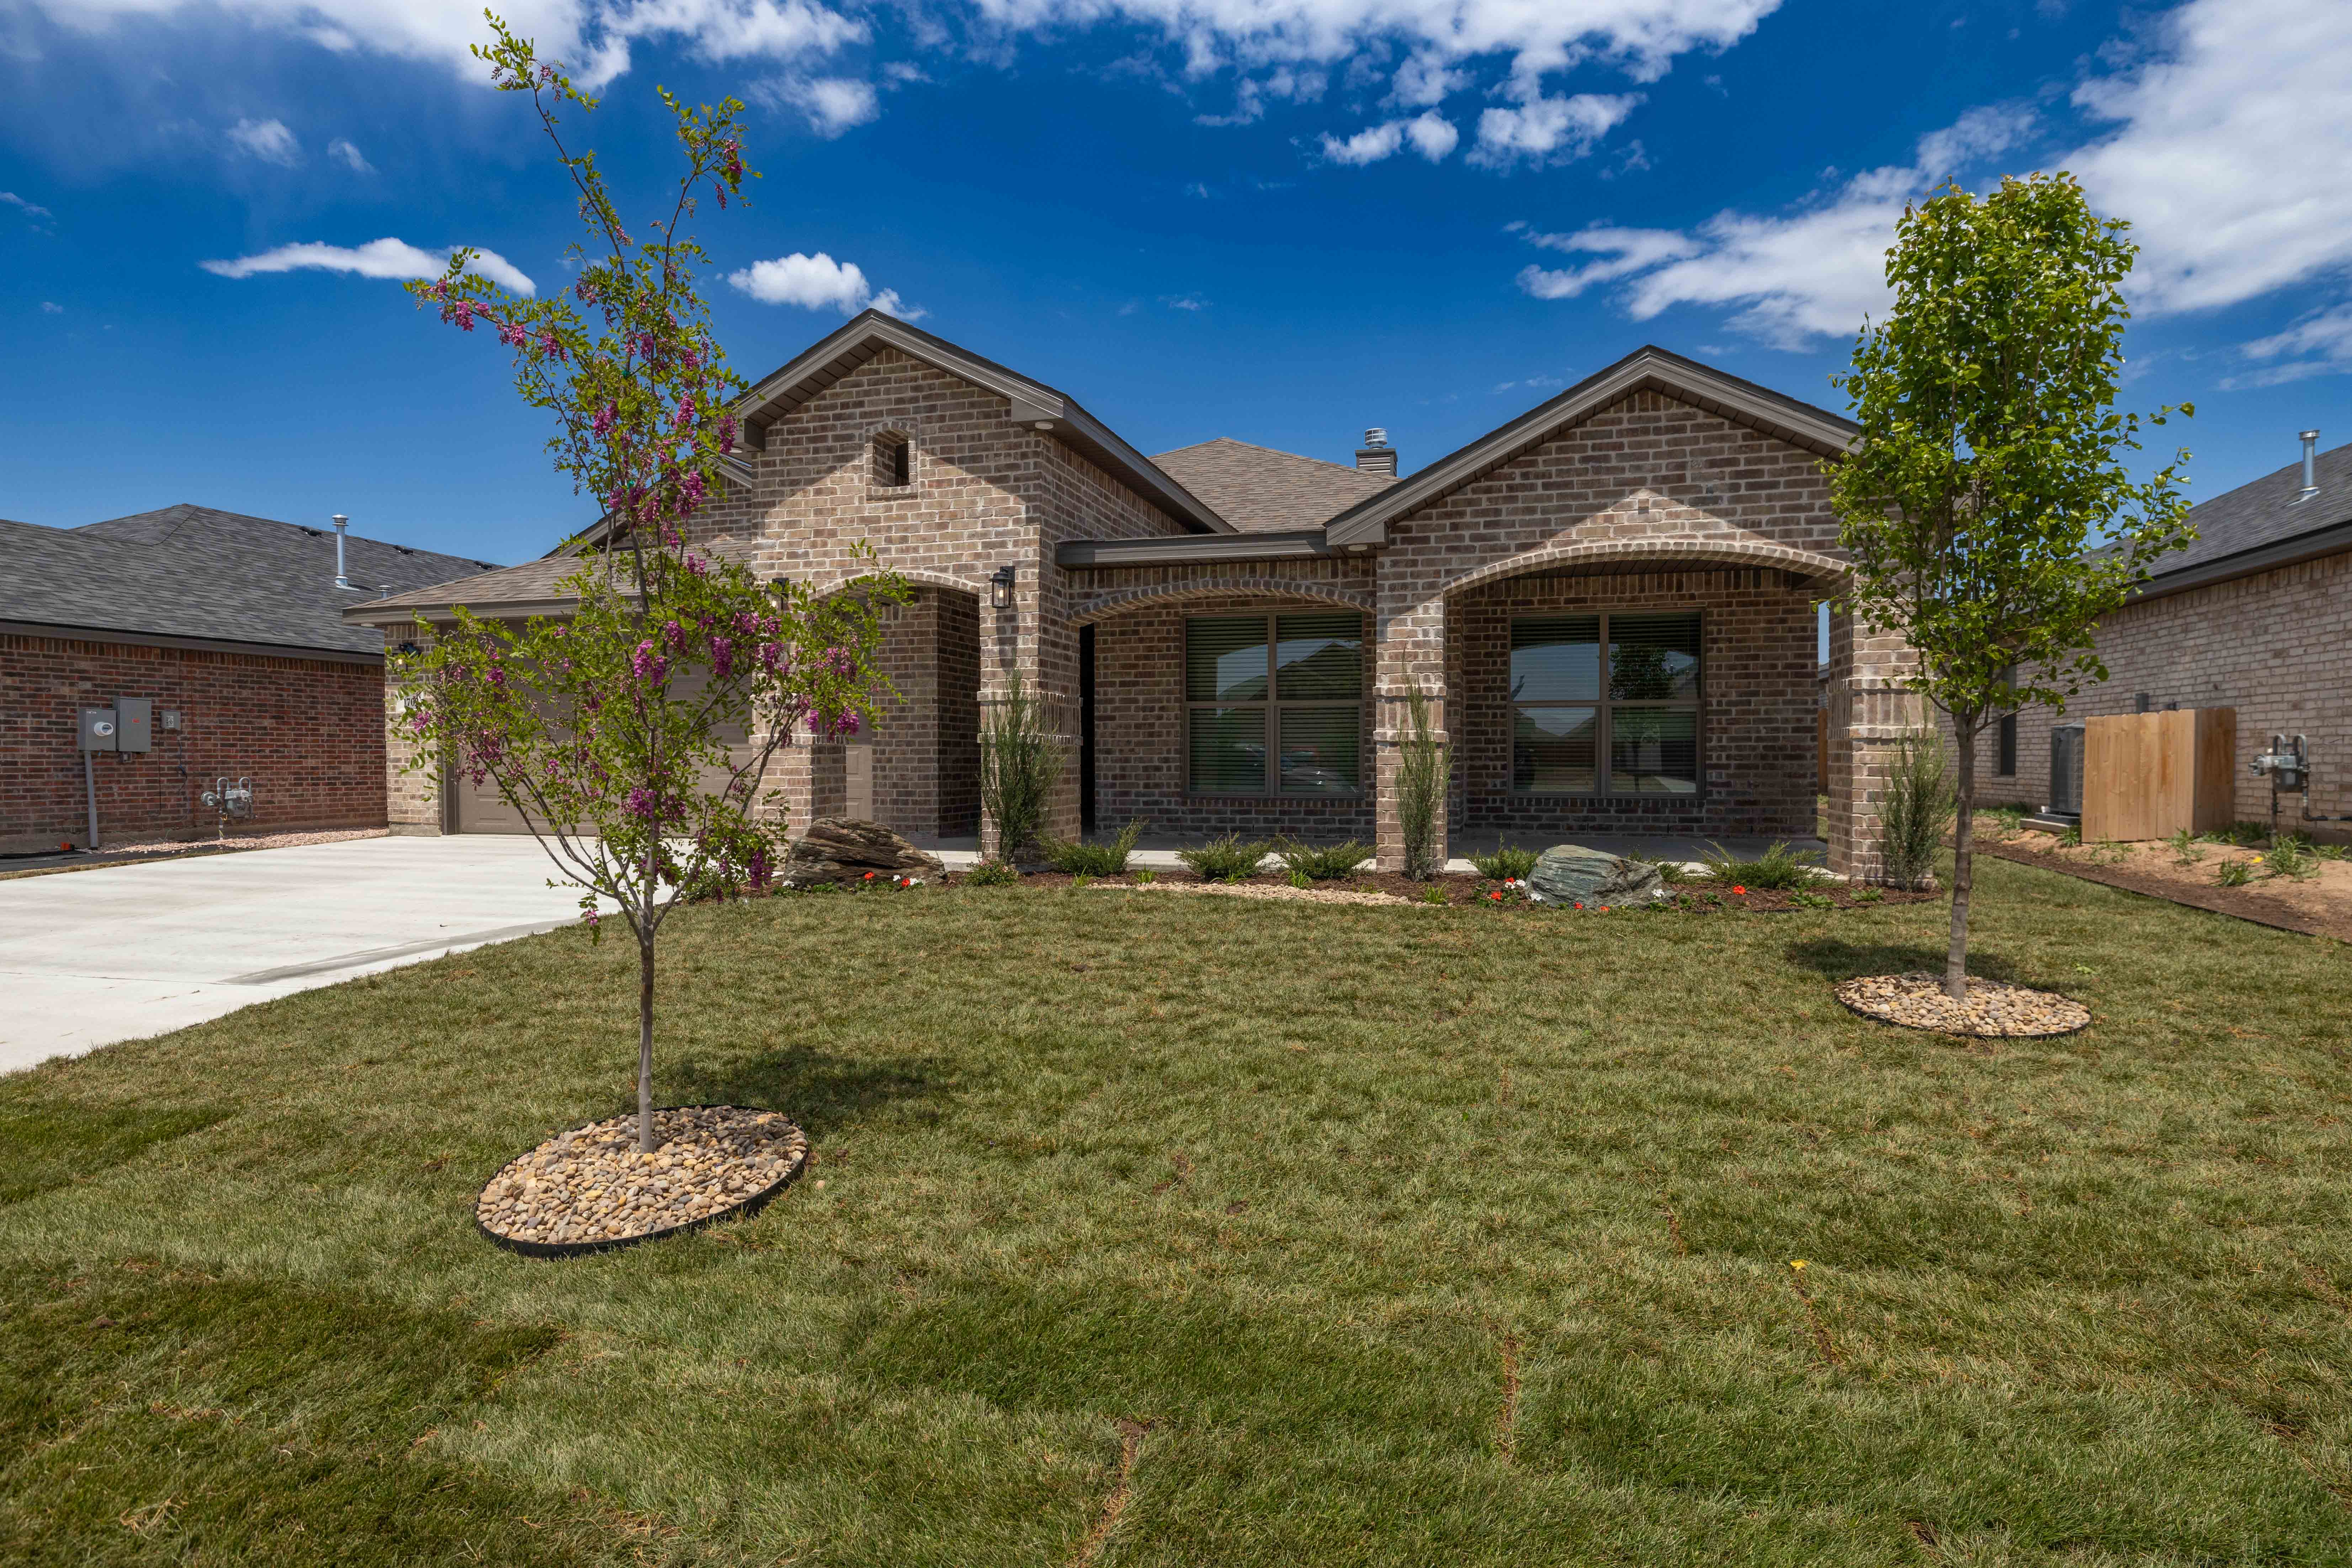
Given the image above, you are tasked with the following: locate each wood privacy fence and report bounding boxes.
[2082,708,2236,842]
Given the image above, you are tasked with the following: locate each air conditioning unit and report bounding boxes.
[2048,723,2085,818]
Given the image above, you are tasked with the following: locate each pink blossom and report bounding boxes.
[662,619,687,652]
[631,641,669,684]
[717,415,738,455]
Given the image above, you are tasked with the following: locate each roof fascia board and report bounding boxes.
[1326,348,1859,548]
[2125,519,2352,605]
[342,595,614,626]
[0,618,384,665]
[1057,530,1334,567]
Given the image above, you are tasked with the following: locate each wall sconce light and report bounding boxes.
[989,564,1017,611]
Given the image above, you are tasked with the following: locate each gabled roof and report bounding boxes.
[0,503,500,657]
[1150,437,1395,533]
[2131,438,2352,598]
[344,536,760,626]
[732,310,1233,535]
[1325,345,1858,548]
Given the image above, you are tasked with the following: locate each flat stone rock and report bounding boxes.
[1527,844,1664,905]
[781,818,944,888]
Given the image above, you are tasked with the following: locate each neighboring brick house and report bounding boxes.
[1957,434,2352,839]
[0,504,497,854]
[350,312,1920,878]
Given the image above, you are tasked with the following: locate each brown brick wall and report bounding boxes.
[1448,568,1817,840]
[859,585,982,838]
[2,632,388,852]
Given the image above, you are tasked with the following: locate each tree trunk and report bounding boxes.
[1945,717,1977,1002]
[637,923,656,1154]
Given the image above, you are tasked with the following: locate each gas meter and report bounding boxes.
[2250,734,2308,793]
[201,777,255,834]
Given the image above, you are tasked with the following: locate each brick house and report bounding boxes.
[350,312,1916,878]
[1957,433,2352,839]
[0,504,497,854]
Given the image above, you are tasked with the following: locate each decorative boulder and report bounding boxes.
[1526,844,1664,905]
[780,818,944,888]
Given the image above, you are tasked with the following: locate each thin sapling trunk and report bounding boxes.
[1946,712,1979,1001]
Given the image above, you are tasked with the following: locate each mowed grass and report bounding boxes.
[4,858,2351,1566]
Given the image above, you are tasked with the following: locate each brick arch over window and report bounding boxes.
[1073,578,1374,626]
[806,568,984,602]
[1438,538,1850,600]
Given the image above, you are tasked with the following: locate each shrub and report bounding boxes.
[979,672,1063,864]
[963,859,1019,887]
[1418,883,1449,905]
[2057,822,2082,848]
[1789,890,1836,910]
[1624,850,1690,887]
[1135,868,1158,885]
[2215,859,2253,888]
[1288,870,1313,889]
[1852,886,1885,904]
[1178,835,1270,883]
[1468,844,1540,881]
[1045,819,1146,877]
[2167,828,2204,866]
[2203,820,2270,849]
[1394,688,1448,880]
[1878,732,1955,891]
[2265,835,2319,880]
[1696,840,1825,891]
[1277,839,1375,880]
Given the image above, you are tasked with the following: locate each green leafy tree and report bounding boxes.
[1830,173,2192,1000]
[391,18,902,1151]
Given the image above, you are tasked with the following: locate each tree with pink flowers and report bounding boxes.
[390,17,903,1153]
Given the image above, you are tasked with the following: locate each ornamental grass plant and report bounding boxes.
[1177,835,1271,883]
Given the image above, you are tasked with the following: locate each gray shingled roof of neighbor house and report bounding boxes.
[0,503,500,657]
[2144,438,2352,582]
[1149,437,1397,533]
[344,535,763,625]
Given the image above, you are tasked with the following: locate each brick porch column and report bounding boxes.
[977,557,1080,858]
[1373,581,1448,873]
[1824,605,1920,884]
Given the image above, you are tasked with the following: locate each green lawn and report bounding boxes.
[5,860,2350,1566]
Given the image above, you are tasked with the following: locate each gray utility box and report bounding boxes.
[2048,723,2086,817]
[115,697,153,753]
[78,707,119,752]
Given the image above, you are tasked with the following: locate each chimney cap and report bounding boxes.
[2300,429,2320,442]
[1361,427,1389,449]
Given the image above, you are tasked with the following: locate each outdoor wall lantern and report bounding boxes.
[989,564,1018,612]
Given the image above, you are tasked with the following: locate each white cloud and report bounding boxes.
[1161,293,1208,310]
[1513,224,1703,300]
[1470,92,1641,169]
[41,301,64,313]
[226,116,299,164]
[326,138,375,174]
[200,237,537,295]
[758,74,879,135]
[2,190,53,219]
[1389,51,1465,108]
[1318,110,1456,165]
[727,251,922,318]
[2232,305,2352,387]
[1508,0,2352,352]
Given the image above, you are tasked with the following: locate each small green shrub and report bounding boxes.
[1394,689,1448,880]
[1878,733,1954,890]
[2265,835,2319,880]
[1044,819,1146,877]
[2087,838,2130,865]
[1178,835,1270,883]
[2215,859,2253,888]
[2314,842,2348,862]
[1418,883,1449,905]
[2167,828,2204,866]
[978,672,1064,864]
[1852,886,1885,904]
[2056,822,2082,848]
[1135,868,1158,885]
[963,859,1019,887]
[1276,839,1375,880]
[2203,820,2270,849]
[1288,869,1313,889]
[1695,840,1824,891]
[1467,844,1540,881]
[1789,890,1835,910]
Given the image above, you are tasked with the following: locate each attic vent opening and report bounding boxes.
[874,431,912,489]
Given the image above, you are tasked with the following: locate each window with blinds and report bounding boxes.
[1185,612,1364,795]
[1510,611,1700,795]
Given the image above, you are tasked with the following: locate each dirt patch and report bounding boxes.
[1979,829,2352,944]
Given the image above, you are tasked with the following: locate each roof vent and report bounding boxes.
[2294,429,2320,505]
[332,514,363,592]
[1354,427,1397,478]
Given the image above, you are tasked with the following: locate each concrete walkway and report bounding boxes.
[0,836,611,1075]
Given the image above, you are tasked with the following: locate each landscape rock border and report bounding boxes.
[476,1104,808,1260]
[1834,973,2092,1039]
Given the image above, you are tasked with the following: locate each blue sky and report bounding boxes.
[4,0,2347,566]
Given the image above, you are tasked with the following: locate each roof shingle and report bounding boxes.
[1150,438,1396,533]
[2152,439,2352,580]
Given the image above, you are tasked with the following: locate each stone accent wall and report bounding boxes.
[2,631,388,853]
[1949,549,2352,839]
[1448,568,1817,840]
[1089,594,1376,841]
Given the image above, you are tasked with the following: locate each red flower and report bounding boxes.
[1731,884,1747,895]
[1488,890,1502,902]
[1573,902,1584,910]
[1599,906,1611,913]
[862,871,876,881]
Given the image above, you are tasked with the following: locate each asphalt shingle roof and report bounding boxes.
[1150,437,1397,533]
[0,503,501,656]
[349,535,763,620]
[2152,438,2352,579]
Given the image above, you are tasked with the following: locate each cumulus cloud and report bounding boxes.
[1507,0,2352,352]
[226,116,299,164]
[727,251,920,318]
[326,137,374,174]
[200,237,537,295]
[757,74,879,135]
[1470,92,1641,169]
[1318,110,1457,165]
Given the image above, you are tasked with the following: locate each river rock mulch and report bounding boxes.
[1835,973,2091,1038]
[963,867,1938,911]
[476,1106,808,1255]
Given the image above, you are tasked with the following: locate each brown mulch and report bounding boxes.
[1978,837,2352,944]
[476,1106,808,1253]
[1836,973,2092,1038]
[946,867,1939,913]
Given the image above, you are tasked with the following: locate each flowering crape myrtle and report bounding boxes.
[389,16,905,1153]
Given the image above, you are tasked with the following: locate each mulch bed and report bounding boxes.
[944,867,1939,913]
[1977,839,2351,944]
[1836,973,2092,1038]
[476,1105,808,1257]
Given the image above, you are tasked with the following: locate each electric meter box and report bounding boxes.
[114,697,153,753]
[78,707,118,752]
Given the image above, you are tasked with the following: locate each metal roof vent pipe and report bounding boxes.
[2295,430,2320,504]
[1355,427,1398,478]
[331,513,360,591]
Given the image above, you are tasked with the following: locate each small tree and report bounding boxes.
[1830,173,2192,999]
[1393,689,1449,879]
[977,672,1062,864]
[392,18,903,1152]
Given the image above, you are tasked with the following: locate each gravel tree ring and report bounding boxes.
[1834,973,2092,1039]
[476,1104,809,1259]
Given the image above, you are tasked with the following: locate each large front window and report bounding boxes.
[1186,613,1364,795]
[1511,612,1701,794]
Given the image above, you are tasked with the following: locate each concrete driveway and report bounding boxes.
[0,836,612,1075]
